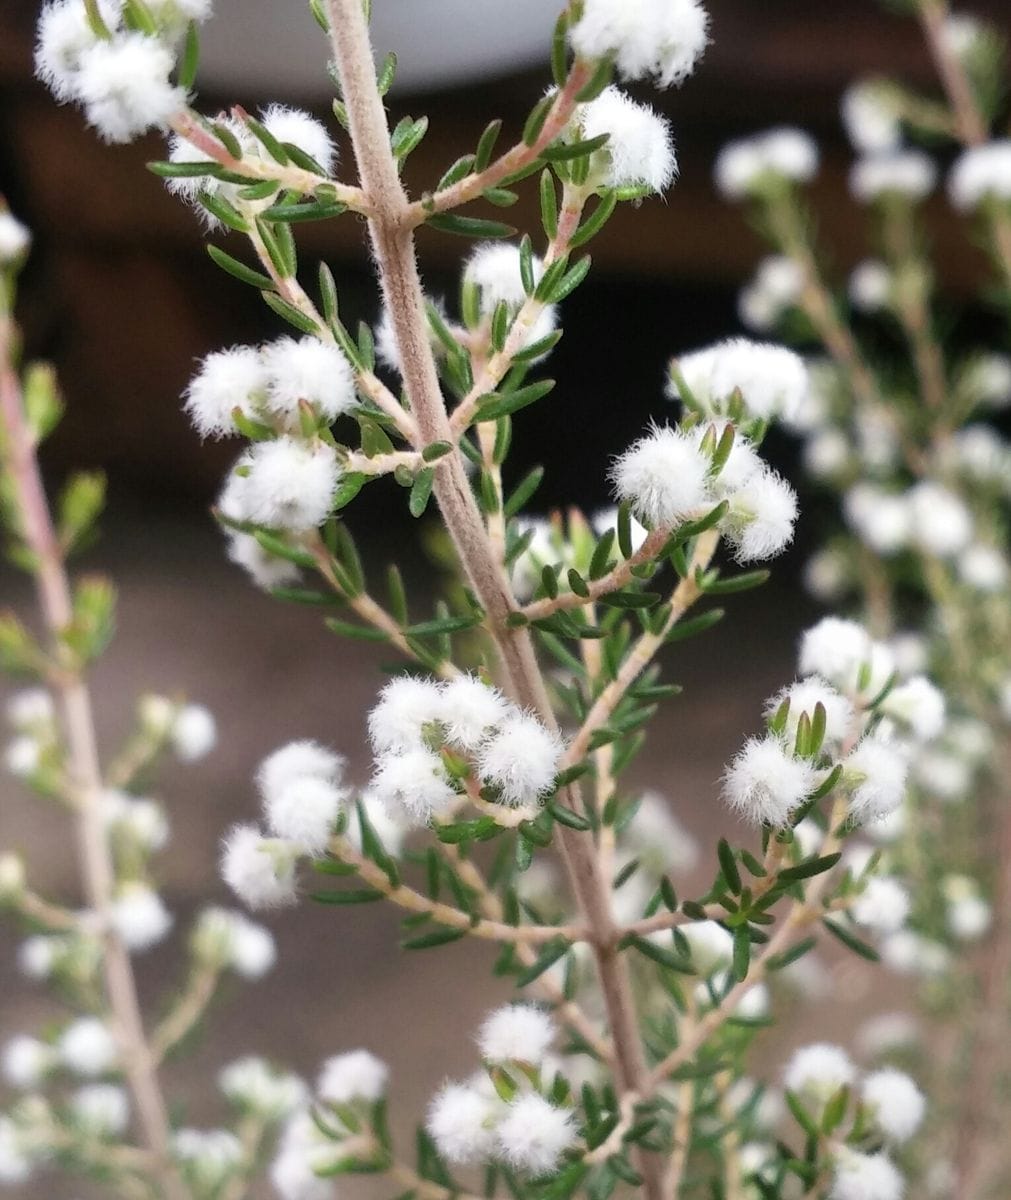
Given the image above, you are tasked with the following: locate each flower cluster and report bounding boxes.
[426,1006,576,1176]
[34,0,203,142]
[368,675,564,822]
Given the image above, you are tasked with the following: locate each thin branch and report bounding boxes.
[331,836,587,944]
[151,960,222,1064]
[325,8,667,1196]
[0,320,184,1197]
[169,109,367,211]
[522,527,671,621]
[561,530,720,772]
[404,64,594,224]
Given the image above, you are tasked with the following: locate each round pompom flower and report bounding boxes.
[494,1093,577,1176]
[722,736,818,826]
[610,425,712,528]
[369,748,457,824]
[110,882,174,950]
[476,713,564,807]
[577,86,676,193]
[368,676,444,755]
[948,140,1011,211]
[58,1017,118,1077]
[75,33,184,144]
[257,741,345,801]
[317,1050,388,1104]
[437,676,510,751]
[220,824,300,910]
[171,704,217,762]
[568,0,710,89]
[184,346,268,439]
[784,1043,855,1104]
[764,677,854,748]
[260,104,337,174]
[852,876,910,935]
[861,1069,925,1144]
[830,1150,905,1200]
[879,676,946,743]
[221,438,340,532]
[722,465,799,563]
[427,1082,499,1165]
[844,738,908,822]
[263,776,346,856]
[477,1004,555,1064]
[260,336,357,424]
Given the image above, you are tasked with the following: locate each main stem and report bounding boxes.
[324,6,665,1197]
[0,325,182,1198]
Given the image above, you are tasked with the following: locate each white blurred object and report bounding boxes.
[200,1,556,97]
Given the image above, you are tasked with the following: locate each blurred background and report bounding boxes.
[0,1,1008,1193]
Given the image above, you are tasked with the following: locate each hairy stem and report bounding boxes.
[324,5,667,1195]
[0,321,183,1197]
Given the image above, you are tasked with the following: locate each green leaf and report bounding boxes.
[823,918,880,962]
[570,190,617,248]
[663,608,725,643]
[700,569,770,595]
[717,839,742,895]
[539,170,559,240]
[409,468,436,518]
[260,200,347,222]
[522,94,554,146]
[325,619,388,643]
[261,291,321,335]
[764,936,817,972]
[206,244,274,290]
[504,466,545,517]
[405,614,480,638]
[546,256,592,303]
[514,937,570,986]
[541,132,610,162]
[311,888,385,904]
[625,934,694,974]
[598,591,660,610]
[475,379,555,422]
[732,925,751,981]
[427,214,516,239]
[402,926,469,950]
[178,21,200,90]
[777,852,841,883]
[474,119,503,171]
[392,115,429,162]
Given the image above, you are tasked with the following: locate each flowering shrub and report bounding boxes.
[1,0,1009,1197]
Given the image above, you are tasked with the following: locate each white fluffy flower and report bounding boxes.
[171,703,217,761]
[830,1151,905,1200]
[317,1049,388,1104]
[368,676,444,754]
[844,485,911,555]
[849,259,893,312]
[226,530,301,591]
[5,735,42,778]
[220,1057,308,1119]
[722,465,798,562]
[672,338,809,423]
[71,1084,130,1136]
[948,140,1011,211]
[852,876,911,935]
[110,882,174,950]
[610,425,712,527]
[844,739,908,822]
[803,429,850,479]
[185,346,267,439]
[765,677,854,748]
[264,776,346,856]
[577,87,676,193]
[34,0,120,101]
[173,1128,244,1187]
[880,676,946,742]
[799,617,894,696]
[841,82,902,154]
[913,747,971,802]
[495,1094,576,1176]
[18,935,61,979]
[850,152,937,203]
[58,1017,118,1077]
[220,824,300,909]
[260,104,336,173]
[2,1036,54,1089]
[6,687,53,728]
[194,907,277,978]
[464,243,539,312]
[906,482,973,558]
[0,213,31,266]
[476,713,563,807]
[681,920,734,974]
[348,791,408,858]
[438,676,509,751]
[104,792,170,852]
[722,736,818,826]
[478,1004,555,1064]
[861,1069,925,1143]
[76,33,184,143]
[569,0,709,88]
[947,893,991,940]
[857,1012,919,1058]
[427,1082,499,1164]
[369,747,457,823]
[260,336,357,424]
[737,256,803,331]
[0,1117,32,1185]
[962,352,1011,410]
[258,740,343,798]
[221,438,340,532]
[715,128,819,198]
[784,1043,855,1102]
